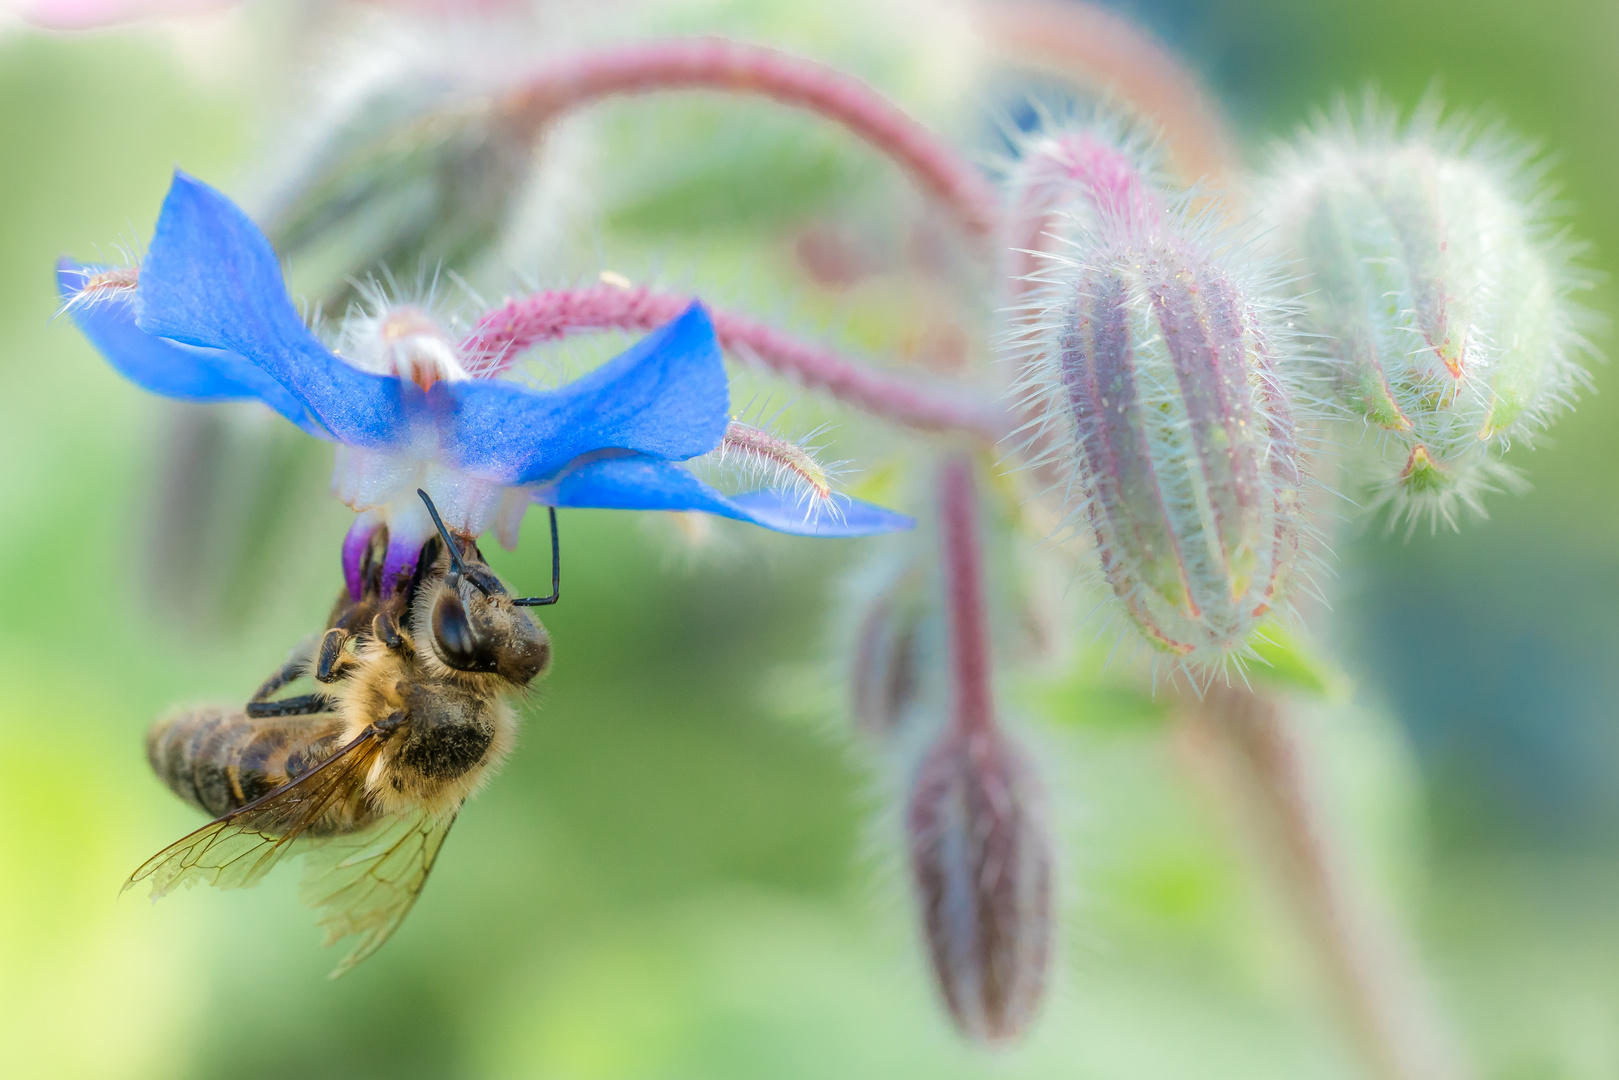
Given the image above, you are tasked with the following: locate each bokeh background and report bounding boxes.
[3,1,1618,1077]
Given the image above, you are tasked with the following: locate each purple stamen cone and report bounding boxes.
[341,514,380,602]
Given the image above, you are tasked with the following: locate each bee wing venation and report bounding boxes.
[125,729,382,899]
[299,808,460,979]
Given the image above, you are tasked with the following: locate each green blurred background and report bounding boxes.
[3,1,1619,1077]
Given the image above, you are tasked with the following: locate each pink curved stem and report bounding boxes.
[1001,133,1162,491]
[1007,130,1162,296]
[502,37,1000,240]
[463,284,1011,441]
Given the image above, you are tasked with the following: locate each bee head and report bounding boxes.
[427,566,552,686]
[414,490,555,688]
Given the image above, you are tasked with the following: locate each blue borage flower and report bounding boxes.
[60,171,912,595]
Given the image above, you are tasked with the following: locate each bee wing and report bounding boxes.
[124,728,383,899]
[299,808,459,978]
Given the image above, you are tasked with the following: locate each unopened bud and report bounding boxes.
[258,58,544,311]
[1011,127,1304,663]
[848,560,938,741]
[1263,102,1593,528]
[906,721,1053,1043]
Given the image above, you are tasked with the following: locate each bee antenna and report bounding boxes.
[416,488,467,578]
[512,507,561,607]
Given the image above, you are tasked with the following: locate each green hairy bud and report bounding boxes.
[1263,100,1597,529]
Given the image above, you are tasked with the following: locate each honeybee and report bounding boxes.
[127,490,559,975]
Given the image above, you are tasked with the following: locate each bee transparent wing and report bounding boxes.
[124,728,383,899]
[299,808,459,978]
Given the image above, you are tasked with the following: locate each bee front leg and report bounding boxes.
[372,611,412,654]
[315,627,359,684]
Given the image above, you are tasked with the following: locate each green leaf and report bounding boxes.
[1245,620,1351,700]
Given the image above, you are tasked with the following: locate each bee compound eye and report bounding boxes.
[431,591,489,671]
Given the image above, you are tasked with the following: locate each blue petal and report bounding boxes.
[535,454,914,537]
[134,172,408,447]
[57,261,328,437]
[433,302,730,484]
[126,172,732,483]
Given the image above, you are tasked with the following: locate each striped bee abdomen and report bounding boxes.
[146,708,348,819]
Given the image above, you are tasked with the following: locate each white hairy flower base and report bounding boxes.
[333,444,532,554]
[332,300,531,554]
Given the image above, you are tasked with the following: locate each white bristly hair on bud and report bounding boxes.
[718,420,833,500]
[1260,92,1600,534]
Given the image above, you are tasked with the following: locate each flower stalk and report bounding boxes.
[939,457,994,737]
[1183,684,1472,1080]
[500,37,1001,241]
[464,283,1011,440]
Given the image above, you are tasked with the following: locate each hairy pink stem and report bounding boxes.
[1008,130,1159,297]
[975,0,1237,189]
[1185,685,1473,1080]
[502,37,1000,240]
[1003,133,1160,495]
[939,456,994,737]
[463,284,1011,441]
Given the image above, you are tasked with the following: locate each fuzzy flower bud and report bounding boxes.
[1262,102,1594,528]
[848,558,938,742]
[1010,127,1304,665]
[904,458,1053,1043]
[907,722,1053,1043]
[258,53,544,311]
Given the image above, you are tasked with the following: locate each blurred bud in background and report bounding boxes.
[255,31,555,314]
[848,554,941,743]
[907,714,1054,1043]
[867,459,1055,1042]
[1261,98,1597,531]
[144,402,333,632]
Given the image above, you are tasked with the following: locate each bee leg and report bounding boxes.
[246,654,336,717]
[249,656,307,704]
[315,627,357,684]
[372,611,411,654]
[246,693,338,718]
